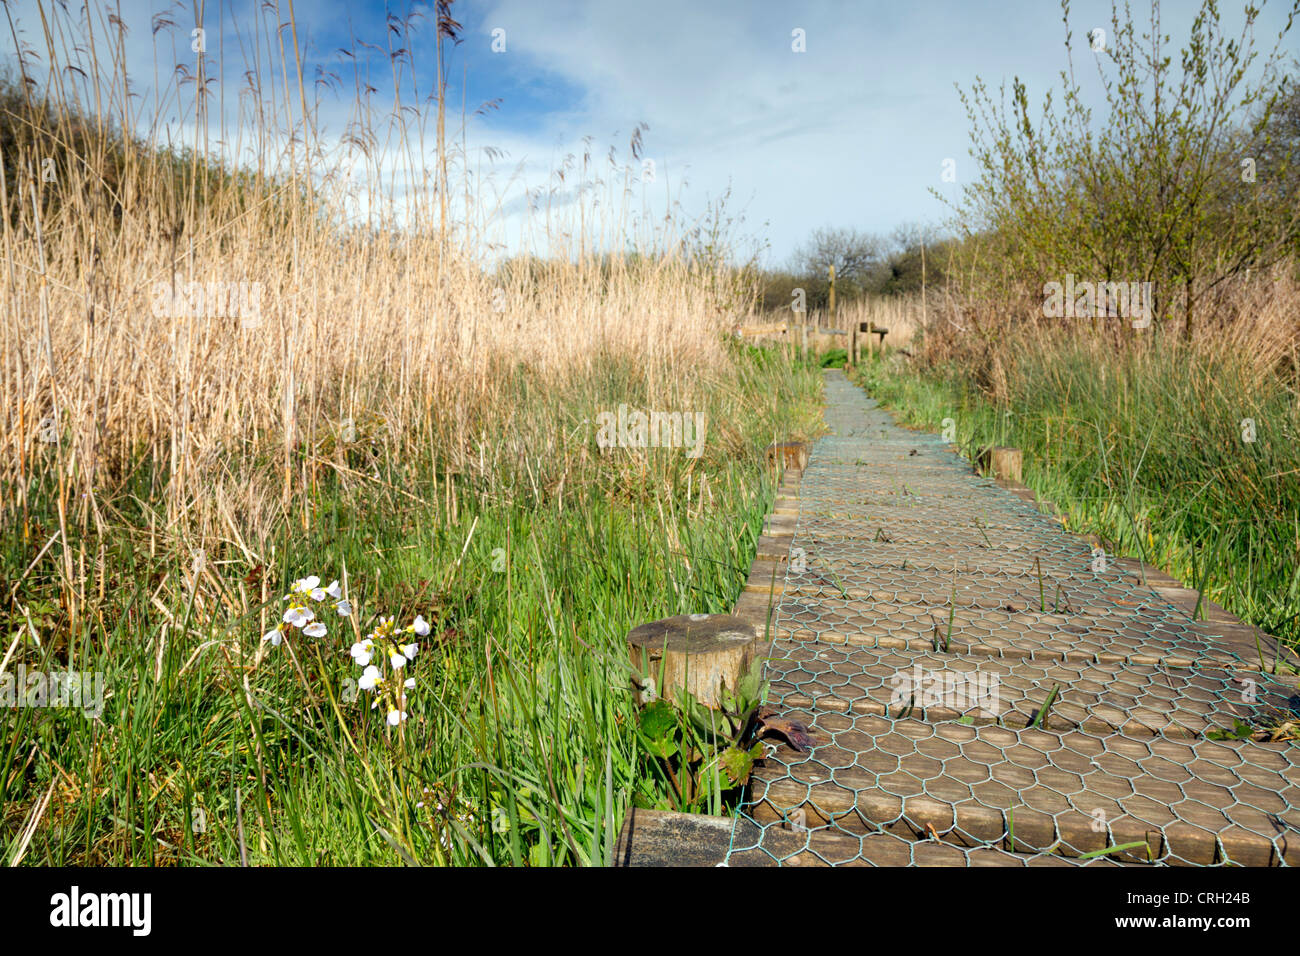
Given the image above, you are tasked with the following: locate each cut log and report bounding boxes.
[990,446,1022,483]
[627,614,757,708]
[765,440,809,472]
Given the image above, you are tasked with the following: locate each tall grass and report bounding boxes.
[0,3,821,864]
[836,295,924,350]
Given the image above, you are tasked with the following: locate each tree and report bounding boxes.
[948,0,1300,338]
[1248,66,1300,259]
[870,224,951,296]
[790,226,886,306]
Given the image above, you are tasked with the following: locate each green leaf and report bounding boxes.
[638,699,676,742]
[1078,841,1149,860]
[644,736,678,760]
[718,741,763,787]
[1206,718,1254,741]
[736,657,766,707]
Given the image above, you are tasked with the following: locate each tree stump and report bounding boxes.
[627,614,757,709]
[765,440,809,473]
[990,446,1023,483]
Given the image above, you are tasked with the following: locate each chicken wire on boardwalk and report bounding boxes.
[724,371,1300,867]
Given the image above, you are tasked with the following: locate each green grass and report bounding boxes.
[0,342,824,866]
[851,342,1300,654]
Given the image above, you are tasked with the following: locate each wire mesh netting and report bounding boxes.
[724,371,1300,867]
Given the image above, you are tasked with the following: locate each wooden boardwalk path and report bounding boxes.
[719,370,1300,866]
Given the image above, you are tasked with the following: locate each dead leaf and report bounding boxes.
[755,708,817,752]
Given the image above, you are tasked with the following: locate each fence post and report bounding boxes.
[829,264,836,328]
[627,614,757,709]
[991,446,1023,483]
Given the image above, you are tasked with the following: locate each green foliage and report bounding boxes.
[631,656,771,815]
[819,348,849,368]
[1207,718,1257,742]
[947,0,1300,335]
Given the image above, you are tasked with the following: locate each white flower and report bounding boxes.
[336,600,352,617]
[402,642,419,660]
[411,615,431,636]
[350,640,373,666]
[358,665,382,691]
[386,708,407,726]
[310,586,328,601]
[390,651,407,670]
[293,575,321,594]
[302,622,327,638]
[404,677,415,689]
[262,627,283,646]
[326,580,343,599]
[283,606,314,628]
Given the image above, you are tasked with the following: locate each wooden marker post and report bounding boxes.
[991,446,1023,483]
[765,440,809,473]
[627,614,757,709]
[829,264,836,328]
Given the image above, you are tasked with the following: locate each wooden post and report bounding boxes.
[990,446,1023,483]
[765,440,809,473]
[849,319,858,367]
[627,614,757,709]
[828,264,836,329]
[920,236,927,335]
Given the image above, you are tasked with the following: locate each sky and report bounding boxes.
[3,0,1296,266]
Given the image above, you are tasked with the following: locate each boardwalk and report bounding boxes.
[724,370,1300,866]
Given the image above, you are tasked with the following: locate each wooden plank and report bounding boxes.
[767,594,1263,671]
[748,714,1300,865]
[616,810,1140,866]
[779,539,1095,576]
[614,809,733,866]
[763,643,1295,737]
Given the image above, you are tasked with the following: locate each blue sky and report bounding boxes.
[4,0,1296,265]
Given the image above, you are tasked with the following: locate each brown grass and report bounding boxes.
[904,265,1300,392]
[0,2,748,555]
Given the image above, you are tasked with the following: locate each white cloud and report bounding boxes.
[5,0,1294,265]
